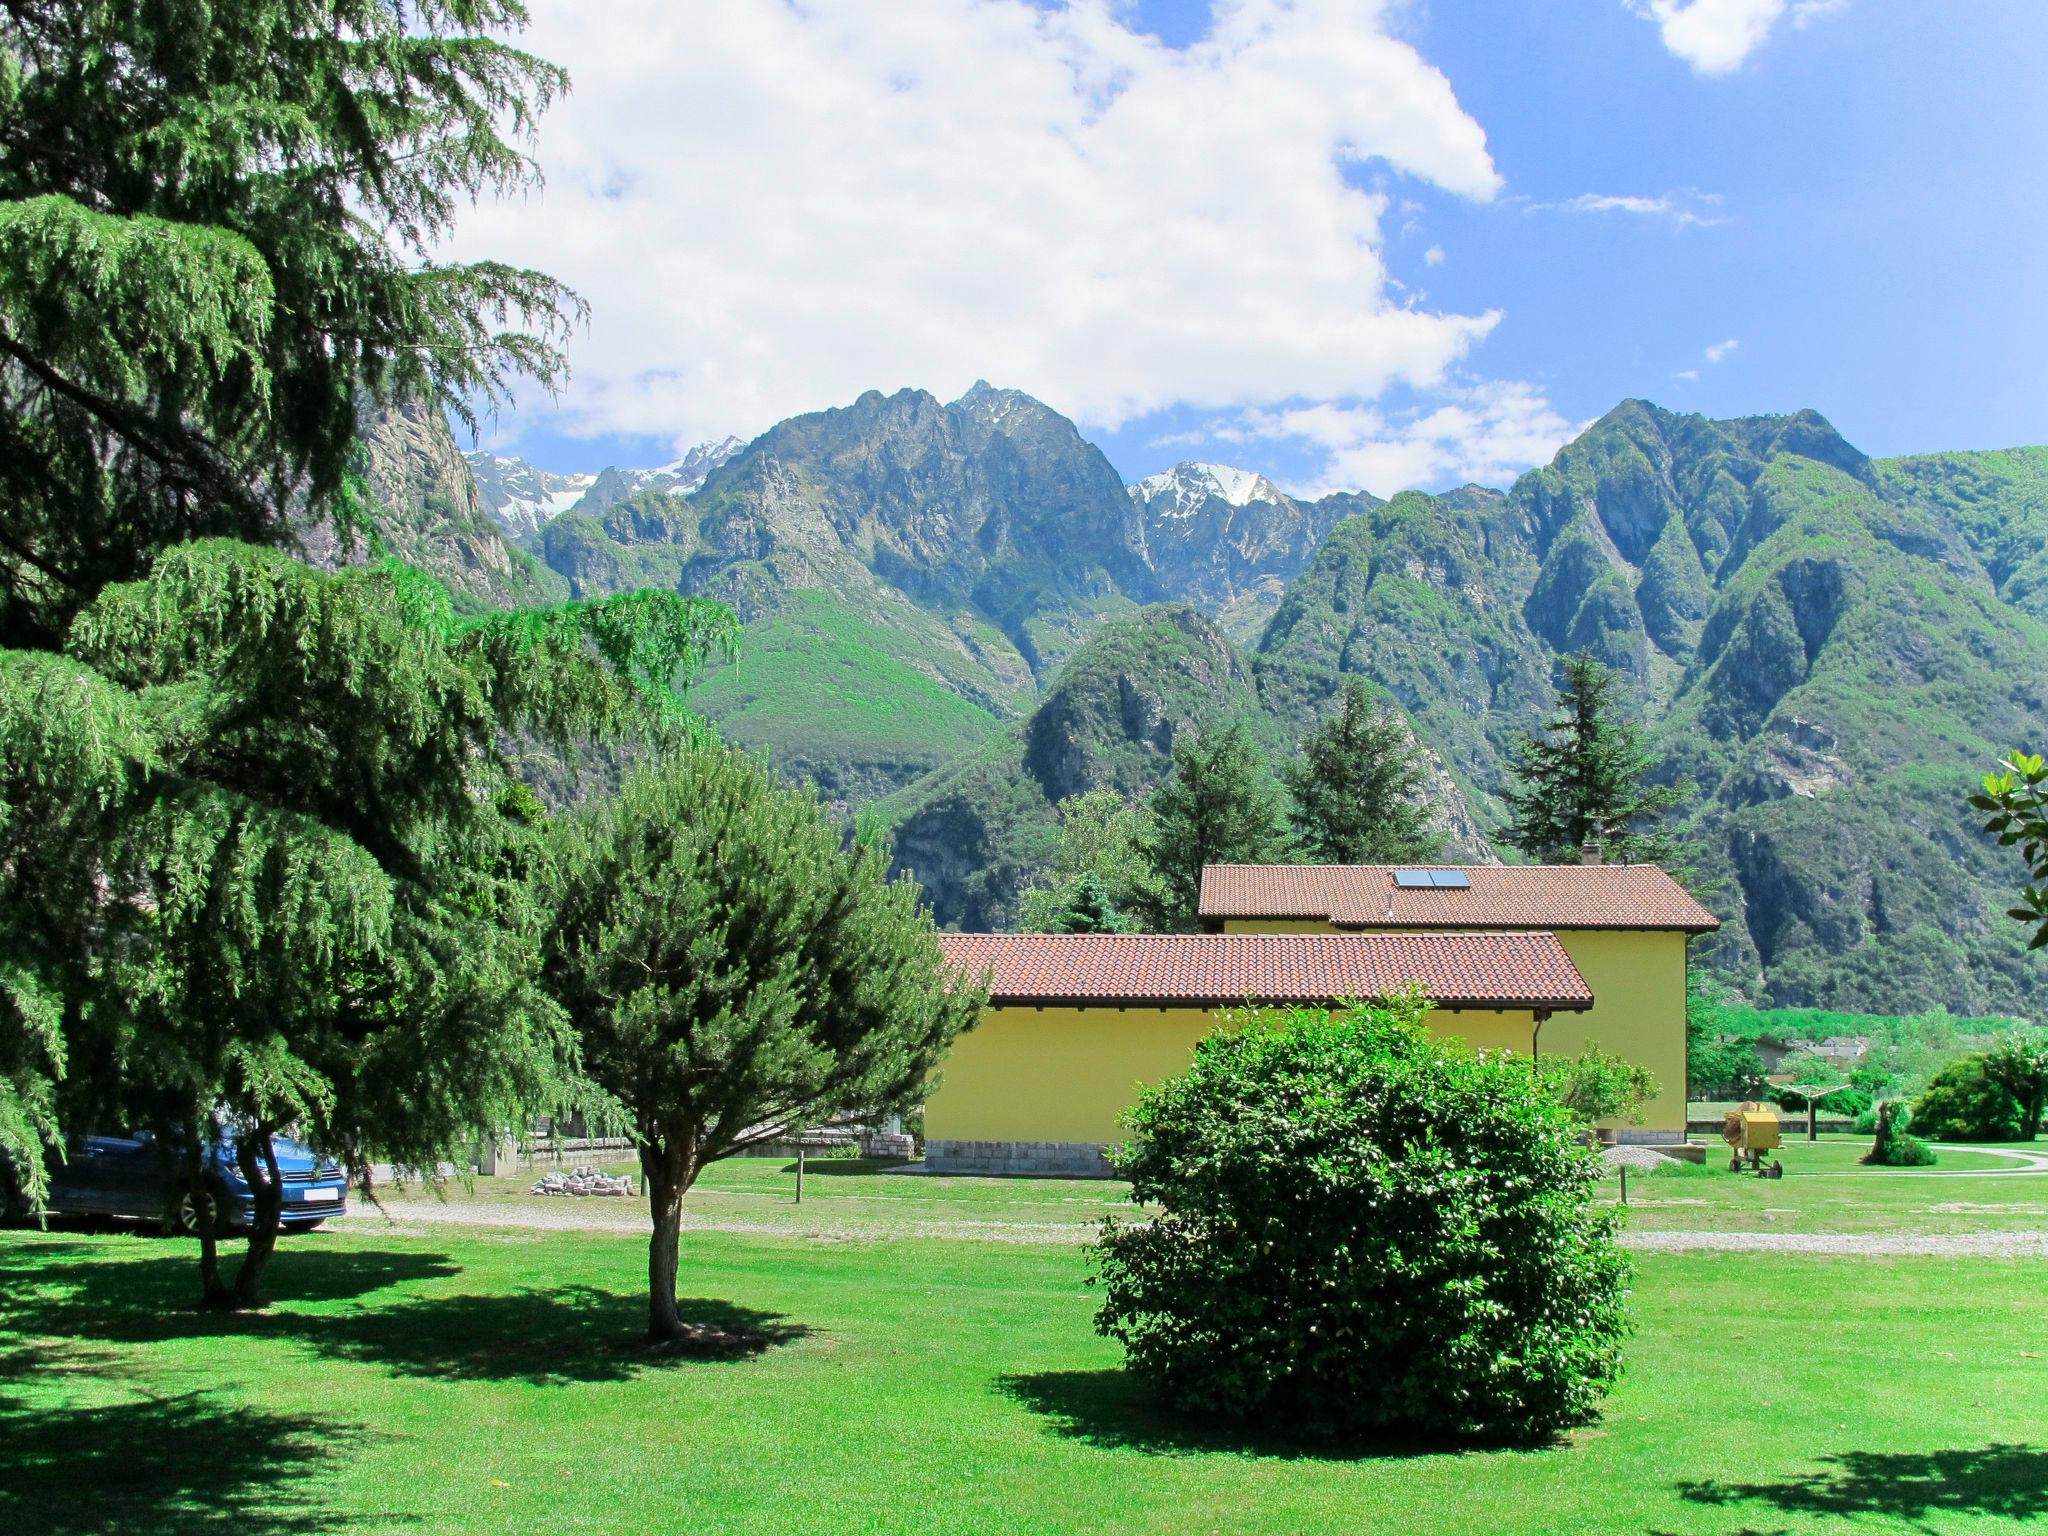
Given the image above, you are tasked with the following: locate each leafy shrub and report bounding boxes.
[1912,1055,2028,1142]
[1540,1042,1660,1125]
[1862,1101,1937,1167]
[1092,995,1630,1444]
[1767,1081,1871,1120]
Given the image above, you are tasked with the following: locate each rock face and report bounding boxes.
[1129,462,1368,640]
[311,399,565,610]
[1247,401,2048,1014]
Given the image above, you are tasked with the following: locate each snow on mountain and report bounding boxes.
[466,435,748,538]
[464,455,598,540]
[1129,461,1288,519]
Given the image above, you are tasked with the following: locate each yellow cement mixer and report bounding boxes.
[1721,1102,1784,1177]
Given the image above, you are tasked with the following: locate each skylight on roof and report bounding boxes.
[1394,869,1469,889]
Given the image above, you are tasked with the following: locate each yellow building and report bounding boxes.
[1200,863,1718,1143]
[924,928,1596,1175]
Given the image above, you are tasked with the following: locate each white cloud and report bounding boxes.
[1423,244,1447,266]
[1629,0,1843,76]
[1538,190,1728,226]
[442,0,1506,451]
[1217,378,1582,498]
[1705,336,1740,362]
[1673,368,1699,381]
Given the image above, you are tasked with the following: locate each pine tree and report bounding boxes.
[1044,873,1134,934]
[1502,651,1689,866]
[538,742,983,1344]
[0,0,581,649]
[1016,789,1162,934]
[1140,719,1290,931]
[1282,680,1444,865]
[2,542,735,1305]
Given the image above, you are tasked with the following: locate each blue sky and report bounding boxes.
[457,1,2047,497]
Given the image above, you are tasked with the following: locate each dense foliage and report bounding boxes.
[0,0,580,649]
[1862,1101,1937,1167]
[1139,718,1291,931]
[1911,1055,2030,1143]
[537,740,982,1341]
[1016,789,1161,936]
[0,541,733,1303]
[1972,751,2048,950]
[1539,1043,1659,1126]
[1502,650,1687,866]
[1093,997,1630,1443]
[1280,679,1442,864]
[1983,1030,2048,1141]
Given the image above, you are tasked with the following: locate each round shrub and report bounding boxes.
[1912,1055,2027,1142]
[1091,996,1630,1444]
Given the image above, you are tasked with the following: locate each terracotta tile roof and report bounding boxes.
[936,932,1593,1011]
[1198,863,1720,933]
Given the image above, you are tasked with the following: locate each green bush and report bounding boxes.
[1540,1042,1659,1125]
[1092,995,1631,1444]
[1862,1101,1937,1167]
[1911,1055,2028,1142]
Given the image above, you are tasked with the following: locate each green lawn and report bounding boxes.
[4,1150,2047,1535]
[1615,1133,2048,1235]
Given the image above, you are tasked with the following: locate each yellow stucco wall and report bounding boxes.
[923,1001,1552,1148]
[1219,918,1691,1134]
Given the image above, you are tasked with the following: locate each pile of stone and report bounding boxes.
[530,1166,634,1198]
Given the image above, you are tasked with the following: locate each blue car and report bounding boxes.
[4,1129,348,1233]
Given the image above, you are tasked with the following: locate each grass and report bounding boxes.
[4,1145,2048,1534]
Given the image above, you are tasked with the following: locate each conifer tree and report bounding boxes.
[1502,651,1689,866]
[538,742,982,1344]
[1282,680,1443,865]
[0,0,582,648]
[4,542,734,1307]
[1140,719,1290,930]
[1017,789,1161,934]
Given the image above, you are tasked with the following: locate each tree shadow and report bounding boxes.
[1676,1444,2048,1531]
[311,1284,809,1384]
[771,1156,910,1177]
[997,1369,1544,1462]
[0,1243,462,1344]
[0,1388,374,1535]
[0,1243,806,1385]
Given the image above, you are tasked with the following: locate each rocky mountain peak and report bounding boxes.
[1131,461,1289,517]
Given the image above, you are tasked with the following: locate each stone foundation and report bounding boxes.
[923,1139,1114,1177]
[1611,1129,1687,1145]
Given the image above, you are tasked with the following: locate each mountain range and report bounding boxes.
[351,386,2048,1018]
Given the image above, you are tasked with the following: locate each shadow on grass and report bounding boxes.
[313,1284,808,1383]
[998,1369,1538,1463]
[0,1242,806,1385]
[1675,1444,2048,1530]
[770,1156,910,1177]
[0,1242,462,1343]
[0,1389,371,1535]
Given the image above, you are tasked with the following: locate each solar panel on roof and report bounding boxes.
[1394,868,1470,888]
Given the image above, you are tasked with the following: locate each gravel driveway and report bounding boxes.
[338,1195,2048,1256]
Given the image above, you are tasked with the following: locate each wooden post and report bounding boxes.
[1619,1166,1628,1206]
[1808,1096,1819,1142]
[796,1144,805,1205]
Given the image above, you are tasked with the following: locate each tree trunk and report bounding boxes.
[230,1125,283,1310]
[642,1132,694,1341]
[183,1152,231,1311]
